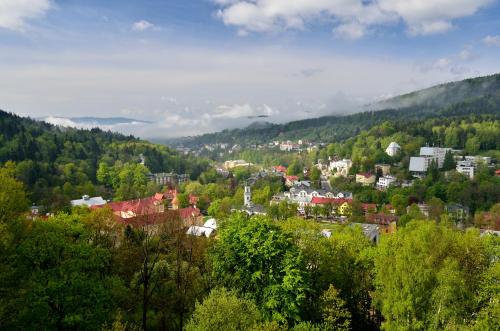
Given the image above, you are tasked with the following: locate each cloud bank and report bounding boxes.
[0,0,51,31]
[214,0,493,38]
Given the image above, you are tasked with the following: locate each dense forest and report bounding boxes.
[168,73,500,147]
[0,166,498,330]
[0,110,209,210]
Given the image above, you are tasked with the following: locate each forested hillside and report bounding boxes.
[0,110,209,209]
[169,73,500,147]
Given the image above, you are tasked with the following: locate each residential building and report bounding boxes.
[361,203,377,215]
[375,163,391,176]
[385,142,401,157]
[445,204,470,222]
[71,195,107,207]
[150,172,189,186]
[409,147,452,175]
[376,175,397,191]
[223,159,252,169]
[419,147,451,168]
[273,165,287,174]
[285,175,300,187]
[280,141,300,152]
[356,172,376,186]
[329,159,352,177]
[366,213,399,226]
[186,218,217,238]
[350,223,380,244]
[407,203,430,218]
[456,161,475,179]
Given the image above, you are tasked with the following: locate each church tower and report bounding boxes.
[244,185,252,207]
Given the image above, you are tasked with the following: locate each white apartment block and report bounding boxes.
[376,175,397,190]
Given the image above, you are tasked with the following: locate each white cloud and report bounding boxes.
[333,22,366,40]
[212,104,256,118]
[0,0,51,31]
[132,20,154,31]
[1,45,494,138]
[214,0,493,38]
[482,35,500,47]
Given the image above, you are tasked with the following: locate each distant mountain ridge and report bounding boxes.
[166,73,500,148]
[371,73,500,110]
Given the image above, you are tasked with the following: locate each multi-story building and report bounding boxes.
[376,175,397,191]
[329,159,353,177]
[150,172,189,186]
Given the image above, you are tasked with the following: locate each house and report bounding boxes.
[186,218,217,238]
[407,203,430,218]
[375,164,391,176]
[71,195,107,208]
[445,203,469,222]
[385,142,401,157]
[376,175,397,191]
[273,165,287,174]
[149,172,189,186]
[356,173,376,186]
[361,203,377,214]
[329,159,352,177]
[351,223,380,244]
[310,197,353,216]
[280,141,300,152]
[366,213,399,226]
[223,160,252,169]
[382,204,397,214]
[178,206,204,227]
[456,161,475,179]
[285,175,300,187]
[171,193,199,210]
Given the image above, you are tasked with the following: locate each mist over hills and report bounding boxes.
[165,73,500,148]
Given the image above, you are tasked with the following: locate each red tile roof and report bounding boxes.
[357,172,374,178]
[366,213,399,225]
[274,165,287,173]
[189,194,199,205]
[179,206,201,220]
[311,197,353,205]
[362,203,377,211]
[285,175,299,181]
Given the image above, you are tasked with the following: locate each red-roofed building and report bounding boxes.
[94,193,203,230]
[310,197,353,205]
[310,197,353,216]
[285,175,300,187]
[178,206,203,226]
[362,203,377,214]
[366,213,399,226]
[496,169,500,177]
[189,194,199,206]
[273,165,287,174]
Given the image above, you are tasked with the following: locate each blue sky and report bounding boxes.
[1,0,500,138]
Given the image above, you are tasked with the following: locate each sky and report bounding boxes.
[1,0,500,138]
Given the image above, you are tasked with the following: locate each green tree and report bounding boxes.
[442,150,456,171]
[185,288,262,331]
[0,164,29,223]
[374,221,491,330]
[212,214,307,323]
[320,285,351,331]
